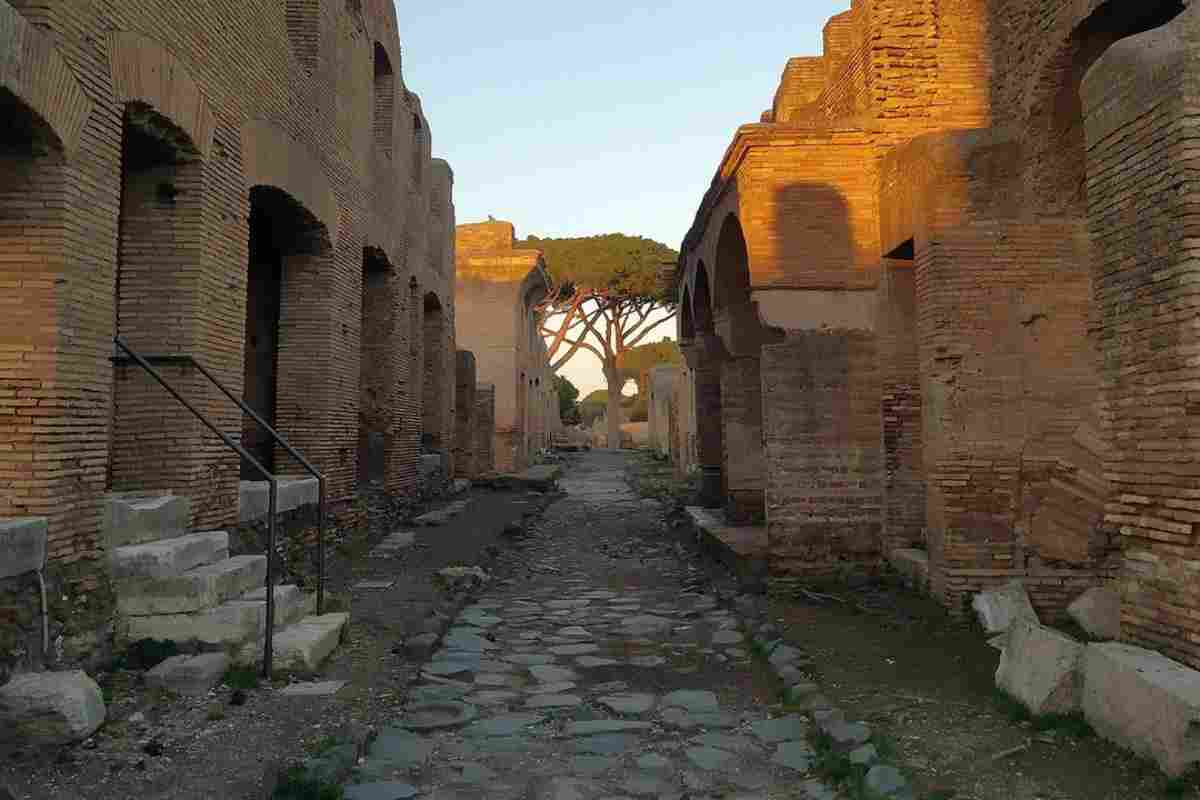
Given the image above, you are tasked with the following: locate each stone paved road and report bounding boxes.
[342,451,837,800]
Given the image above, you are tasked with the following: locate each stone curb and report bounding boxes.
[716,586,916,800]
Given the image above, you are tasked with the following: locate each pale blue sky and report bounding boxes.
[394,0,849,394]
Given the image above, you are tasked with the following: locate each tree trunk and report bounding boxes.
[604,361,621,450]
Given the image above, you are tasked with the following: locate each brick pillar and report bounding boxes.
[473,383,496,476]
[721,356,765,523]
[1083,15,1200,666]
[683,338,725,508]
[876,258,924,551]
[763,330,883,589]
[453,351,476,478]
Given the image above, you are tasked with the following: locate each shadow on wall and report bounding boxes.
[761,181,886,580]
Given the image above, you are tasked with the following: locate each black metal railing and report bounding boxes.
[113,337,327,677]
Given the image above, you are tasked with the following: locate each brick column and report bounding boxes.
[721,356,765,523]
[682,338,725,508]
[453,351,477,478]
[763,330,883,589]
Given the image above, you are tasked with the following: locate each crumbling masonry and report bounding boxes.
[0,0,482,680]
[672,0,1200,673]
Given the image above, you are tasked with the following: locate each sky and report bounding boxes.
[395,0,850,396]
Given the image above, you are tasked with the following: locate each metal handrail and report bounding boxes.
[112,337,328,677]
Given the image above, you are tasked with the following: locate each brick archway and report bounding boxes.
[421,292,448,452]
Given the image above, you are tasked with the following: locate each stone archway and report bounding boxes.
[690,262,726,508]
[713,214,765,523]
[422,292,447,452]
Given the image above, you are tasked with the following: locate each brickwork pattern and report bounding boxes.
[453,351,477,478]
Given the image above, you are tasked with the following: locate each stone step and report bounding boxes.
[121,583,303,647]
[0,517,47,579]
[117,555,267,616]
[238,476,319,523]
[109,531,230,580]
[103,492,191,549]
[235,612,350,671]
[241,583,318,628]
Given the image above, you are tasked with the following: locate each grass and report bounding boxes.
[991,688,1094,739]
[223,665,261,691]
[272,764,344,800]
[810,729,869,798]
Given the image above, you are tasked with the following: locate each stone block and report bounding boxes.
[972,579,1038,635]
[0,518,47,579]
[995,619,1083,715]
[125,597,266,646]
[117,555,267,615]
[145,653,229,696]
[238,613,350,671]
[238,477,319,523]
[0,670,105,745]
[240,583,317,628]
[109,531,229,580]
[1082,642,1200,776]
[1068,587,1120,641]
[103,493,190,549]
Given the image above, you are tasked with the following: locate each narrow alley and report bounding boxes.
[343,450,835,799]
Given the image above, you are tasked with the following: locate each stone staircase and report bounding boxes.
[106,492,348,674]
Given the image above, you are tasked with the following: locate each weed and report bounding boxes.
[223,665,261,691]
[272,764,344,800]
[991,687,1031,724]
[307,735,340,757]
[111,638,179,671]
[1032,712,1093,739]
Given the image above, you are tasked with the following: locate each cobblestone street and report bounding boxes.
[343,451,837,799]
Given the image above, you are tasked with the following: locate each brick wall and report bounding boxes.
[0,0,458,574]
[763,330,883,588]
[472,384,496,477]
[720,356,765,523]
[453,351,476,478]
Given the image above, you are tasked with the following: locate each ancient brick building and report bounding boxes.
[674,0,1200,668]
[0,0,460,673]
[455,220,557,473]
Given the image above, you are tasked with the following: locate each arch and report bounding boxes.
[692,260,715,334]
[422,291,448,450]
[1021,0,1185,212]
[242,118,339,247]
[713,213,750,309]
[372,42,394,158]
[107,31,216,158]
[679,284,695,341]
[0,2,92,155]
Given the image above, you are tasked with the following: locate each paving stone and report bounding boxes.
[577,656,621,668]
[771,741,815,771]
[475,672,513,687]
[456,762,499,784]
[566,720,653,736]
[750,715,807,742]
[620,615,675,636]
[865,765,913,799]
[526,681,576,694]
[690,732,757,753]
[571,756,619,775]
[768,645,803,667]
[711,630,743,645]
[370,728,435,767]
[597,693,656,715]
[477,659,519,673]
[622,774,673,797]
[529,664,577,683]
[343,782,418,800]
[557,626,593,638]
[526,693,583,708]
[850,743,879,767]
[662,690,719,712]
[279,680,346,697]
[799,779,839,800]
[635,753,672,771]
[426,656,481,676]
[547,599,591,609]
[685,746,736,771]
[826,720,871,750]
[505,653,557,665]
[398,702,478,731]
[354,580,396,590]
[575,734,639,755]
[531,777,602,800]
[411,684,468,703]
[628,656,666,667]
[549,643,601,656]
[464,713,544,737]
[444,630,498,652]
[464,690,519,705]
[660,708,700,730]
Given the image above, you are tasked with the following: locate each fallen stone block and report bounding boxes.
[995,618,1083,715]
[0,670,106,745]
[1082,642,1200,776]
[1068,586,1120,641]
[972,579,1038,635]
[145,653,229,696]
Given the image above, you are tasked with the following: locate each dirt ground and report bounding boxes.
[625,450,1199,800]
[0,478,557,800]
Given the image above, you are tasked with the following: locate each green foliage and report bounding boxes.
[553,374,580,424]
[112,638,179,671]
[517,233,678,298]
[616,340,682,375]
[224,665,261,691]
[273,764,344,800]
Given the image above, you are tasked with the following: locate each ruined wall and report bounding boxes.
[453,351,477,479]
[0,0,456,575]
[455,220,549,473]
[472,384,496,477]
